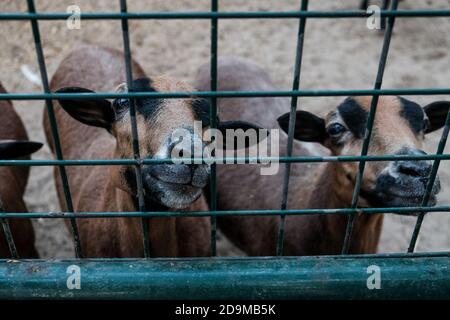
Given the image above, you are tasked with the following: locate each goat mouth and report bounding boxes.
[360,186,440,215]
[144,174,203,209]
[146,164,209,188]
[359,172,442,213]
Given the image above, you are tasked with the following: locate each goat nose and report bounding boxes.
[145,164,192,185]
[393,148,431,178]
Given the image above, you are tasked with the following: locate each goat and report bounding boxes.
[44,46,261,258]
[0,83,42,258]
[194,57,447,256]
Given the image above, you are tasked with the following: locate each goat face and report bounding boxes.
[112,78,211,209]
[278,96,449,211]
[56,77,262,209]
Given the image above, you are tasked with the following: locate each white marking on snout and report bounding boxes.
[154,139,171,160]
[385,162,400,180]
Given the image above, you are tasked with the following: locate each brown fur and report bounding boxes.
[194,57,388,256]
[43,46,210,258]
[0,83,38,258]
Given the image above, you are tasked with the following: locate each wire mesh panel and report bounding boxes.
[0,0,449,299]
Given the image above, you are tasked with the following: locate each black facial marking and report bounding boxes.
[399,97,425,133]
[127,78,162,120]
[337,98,368,139]
[192,98,212,126]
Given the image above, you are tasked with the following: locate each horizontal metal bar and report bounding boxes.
[0,153,450,166]
[2,88,450,101]
[1,205,450,219]
[3,251,449,261]
[1,10,450,21]
[1,256,449,299]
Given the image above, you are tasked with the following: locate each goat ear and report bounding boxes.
[0,140,43,160]
[277,111,327,144]
[219,120,267,149]
[423,101,450,133]
[55,87,115,130]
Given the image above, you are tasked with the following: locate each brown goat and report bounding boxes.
[0,83,42,258]
[195,57,447,256]
[44,46,261,258]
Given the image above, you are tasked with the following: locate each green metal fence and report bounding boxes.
[1,0,450,299]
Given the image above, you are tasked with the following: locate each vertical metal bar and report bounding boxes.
[26,0,82,258]
[209,0,218,256]
[408,108,450,252]
[119,0,150,258]
[341,0,399,254]
[276,0,309,256]
[381,0,391,29]
[0,201,18,259]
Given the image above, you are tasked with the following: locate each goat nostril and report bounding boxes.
[399,166,421,177]
[397,162,430,178]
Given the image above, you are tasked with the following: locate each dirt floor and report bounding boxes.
[1,0,449,258]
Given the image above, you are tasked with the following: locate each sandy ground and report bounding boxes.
[0,0,449,258]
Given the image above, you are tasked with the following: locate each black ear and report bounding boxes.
[219,120,267,149]
[55,87,115,130]
[423,101,450,133]
[277,111,326,143]
[0,140,43,160]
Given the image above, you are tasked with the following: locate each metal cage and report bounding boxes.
[0,0,450,299]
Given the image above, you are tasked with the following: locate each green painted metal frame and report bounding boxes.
[1,254,449,300]
[2,10,450,20]
[0,0,449,299]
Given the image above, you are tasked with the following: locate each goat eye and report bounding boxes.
[327,123,346,136]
